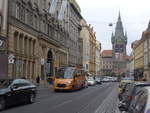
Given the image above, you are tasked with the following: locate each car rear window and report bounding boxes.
[135,84,150,94]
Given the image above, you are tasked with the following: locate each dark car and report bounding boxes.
[0,79,37,110]
[119,82,150,111]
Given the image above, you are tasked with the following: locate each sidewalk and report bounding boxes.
[37,84,53,91]
[115,107,120,113]
[115,98,121,113]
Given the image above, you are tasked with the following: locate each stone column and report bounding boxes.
[29,38,31,57]
[30,39,33,56]
[1,0,8,36]
[17,33,20,53]
[30,61,32,79]
[26,61,28,78]
[22,36,25,55]
[26,38,29,56]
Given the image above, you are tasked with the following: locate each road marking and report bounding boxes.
[52,100,73,109]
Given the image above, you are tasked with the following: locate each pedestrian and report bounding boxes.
[36,76,40,86]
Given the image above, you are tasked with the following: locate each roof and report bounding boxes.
[101,50,112,57]
[124,56,132,61]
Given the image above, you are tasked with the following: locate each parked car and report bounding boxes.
[118,79,133,95]
[95,78,102,84]
[0,79,37,110]
[119,82,150,111]
[101,77,110,82]
[87,77,96,86]
[118,82,132,101]
[119,87,150,113]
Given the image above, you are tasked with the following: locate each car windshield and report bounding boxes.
[88,77,94,81]
[121,77,134,81]
[0,79,13,88]
[56,68,74,79]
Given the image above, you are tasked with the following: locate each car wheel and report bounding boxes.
[0,97,5,111]
[29,93,36,104]
[54,89,59,92]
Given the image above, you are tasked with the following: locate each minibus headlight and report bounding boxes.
[67,81,72,84]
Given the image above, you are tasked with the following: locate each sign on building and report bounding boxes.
[8,54,15,64]
[44,63,50,75]
[41,58,45,65]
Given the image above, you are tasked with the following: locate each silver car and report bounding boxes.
[87,77,96,86]
[119,87,150,113]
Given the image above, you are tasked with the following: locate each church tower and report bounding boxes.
[111,12,127,60]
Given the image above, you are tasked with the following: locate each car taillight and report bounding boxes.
[128,96,133,100]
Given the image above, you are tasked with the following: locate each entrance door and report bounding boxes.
[47,49,53,77]
[0,54,8,78]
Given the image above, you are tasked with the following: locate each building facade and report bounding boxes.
[142,22,150,81]
[50,0,82,66]
[132,39,144,80]
[100,50,113,76]
[0,0,71,85]
[80,19,91,72]
[89,27,96,75]
[95,41,101,76]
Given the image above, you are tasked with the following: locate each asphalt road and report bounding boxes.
[1,83,119,113]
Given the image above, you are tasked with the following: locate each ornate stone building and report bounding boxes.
[0,0,69,84]
[111,12,128,75]
[49,0,82,66]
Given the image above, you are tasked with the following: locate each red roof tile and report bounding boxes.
[101,50,112,57]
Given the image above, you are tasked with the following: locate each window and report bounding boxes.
[149,38,150,49]
[16,3,20,19]
[149,51,150,62]
[12,79,21,87]
[133,92,148,113]
[144,40,148,53]
[34,15,38,29]
[30,13,33,26]
[20,79,31,86]
[144,54,148,65]
[20,6,25,22]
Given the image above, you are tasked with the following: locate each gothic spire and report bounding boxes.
[115,11,124,37]
[148,20,150,30]
[125,31,127,37]
[118,11,121,21]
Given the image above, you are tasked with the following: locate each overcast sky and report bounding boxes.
[76,0,150,55]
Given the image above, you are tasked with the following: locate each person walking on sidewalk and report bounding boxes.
[36,76,40,87]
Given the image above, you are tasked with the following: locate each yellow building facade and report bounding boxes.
[132,39,144,80]
[89,29,96,75]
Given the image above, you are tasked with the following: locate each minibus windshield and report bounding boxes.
[56,68,74,79]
